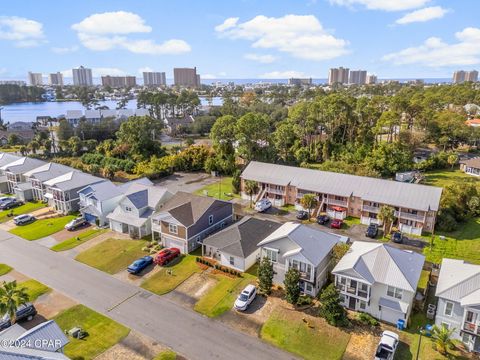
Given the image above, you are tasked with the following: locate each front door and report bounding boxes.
[348,296,356,310]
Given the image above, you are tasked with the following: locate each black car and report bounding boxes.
[365,224,379,238]
[296,210,309,220]
[0,303,37,330]
[391,231,404,244]
[317,214,330,225]
[0,198,23,210]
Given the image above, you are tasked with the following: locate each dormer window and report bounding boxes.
[125,206,132,212]
[208,215,213,225]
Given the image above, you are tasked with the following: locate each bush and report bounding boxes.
[357,312,379,326]
[296,295,313,306]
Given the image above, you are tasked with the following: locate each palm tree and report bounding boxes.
[300,194,318,219]
[377,205,396,234]
[431,324,455,355]
[0,281,30,325]
[244,180,259,208]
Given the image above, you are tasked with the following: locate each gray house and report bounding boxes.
[257,222,341,297]
[333,242,425,325]
[1,157,46,193]
[203,216,281,272]
[435,258,480,352]
[0,152,21,193]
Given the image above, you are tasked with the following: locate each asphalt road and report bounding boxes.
[0,230,297,360]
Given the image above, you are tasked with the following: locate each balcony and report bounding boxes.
[358,290,368,298]
[328,198,348,207]
[266,187,285,195]
[363,205,380,213]
[299,271,312,282]
[463,322,480,335]
[346,286,356,294]
[395,211,425,222]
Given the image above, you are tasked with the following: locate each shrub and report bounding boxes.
[357,312,379,326]
[296,295,313,306]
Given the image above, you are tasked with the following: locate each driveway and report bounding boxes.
[153,172,219,194]
[0,231,297,360]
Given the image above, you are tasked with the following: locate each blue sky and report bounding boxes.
[0,0,479,80]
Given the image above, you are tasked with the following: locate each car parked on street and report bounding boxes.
[316,214,329,225]
[234,284,257,311]
[330,219,343,229]
[365,224,379,238]
[254,198,272,212]
[64,216,88,231]
[0,303,37,330]
[0,198,23,210]
[154,247,181,266]
[391,231,405,244]
[13,214,35,225]
[127,256,153,274]
[374,331,399,360]
[296,210,309,220]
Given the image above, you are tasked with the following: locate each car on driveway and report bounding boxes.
[13,214,35,225]
[365,224,379,238]
[391,231,405,244]
[64,216,88,231]
[296,210,309,220]
[154,247,181,266]
[254,198,272,212]
[127,256,153,274]
[374,331,399,360]
[317,214,329,225]
[234,284,257,311]
[330,219,343,229]
[0,198,23,210]
[0,303,37,330]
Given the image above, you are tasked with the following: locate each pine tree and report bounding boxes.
[318,284,348,327]
[257,257,274,295]
[284,268,301,304]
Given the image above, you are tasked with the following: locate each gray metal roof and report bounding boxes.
[123,184,171,209]
[1,157,46,175]
[44,171,105,191]
[78,181,122,202]
[17,320,68,352]
[436,259,480,305]
[242,161,443,211]
[0,153,22,168]
[23,163,75,182]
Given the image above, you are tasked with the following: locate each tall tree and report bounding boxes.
[258,257,274,295]
[300,194,318,219]
[284,268,301,304]
[0,281,29,325]
[378,205,396,234]
[318,284,348,327]
[244,180,259,208]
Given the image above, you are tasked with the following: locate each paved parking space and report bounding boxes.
[113,264,162,286]
[153,172,219,194]
[52,223,92,241]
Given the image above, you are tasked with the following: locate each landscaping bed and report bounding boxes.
[51,228,107,252]
[9,215,76,240]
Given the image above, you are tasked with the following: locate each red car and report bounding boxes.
[154,248,181,266]
[330,219,343,229]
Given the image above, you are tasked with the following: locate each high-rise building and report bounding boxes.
[328,67,349,85]
[174,67,200,88]
[466,70,479,82]
[288,78,313,86]
[453,70,466,84]
[101,76,136,88]
[48,72,64,86]
[28,72,43,86]
[349,70,367,85]
[366,74,377,85]
[143,72,166,86]
[72,66,93,86]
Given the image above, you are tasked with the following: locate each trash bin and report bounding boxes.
[424,324,433,337]
[397,319,405,330]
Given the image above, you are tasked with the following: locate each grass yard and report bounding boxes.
[194,177,239,201]
[417,270,430,293]
[75,238,149,274]
[261,310,350,360]
[0,263,12,276]
[141,255,202,295]
[19,279,51,301]
[54,305,130,360]
[50,228,107,252]
[153,350,177,360]
[423,168,480,188]
[9,215,76,240]
[0,201,46,223]
[342,216,361,229]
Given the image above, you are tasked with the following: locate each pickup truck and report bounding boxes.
[374,331,399,360]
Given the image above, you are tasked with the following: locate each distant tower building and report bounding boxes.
[465,70,479,82]
[328,68,339,85]
[288,78,313,86]
[453,70,466,84]
[143,72,166,86]
[48,72,64,86]
[101,76,136,88]
[28,72,43,86]
[174,67,200,88]
[349,70,367,85]
[328,67,349,85]
[366,74,377,84]
[72,66,93,86]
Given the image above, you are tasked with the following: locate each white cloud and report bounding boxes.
[382,27,480,66]
[138,66,153,74]
[260,70,307,79]
[215,15,348,61]
[72,11,190,55]
[329,0,430,11]
[0,16,45,47]
[201,72,227,79]
[51,45,79,54]
[395,6,448,24]
[244,53,277,63]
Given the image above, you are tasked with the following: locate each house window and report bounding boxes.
[444,301,454,317]
[169,224,178,235]
[306,283,313,292]
[387,286,403,300]
[125,206,132,212]
[265,248,277,262]
[462,333,471,344]
[208,215,213,225]
[339,294,346,303]
[229,256,235,266]
[359,300,367,310]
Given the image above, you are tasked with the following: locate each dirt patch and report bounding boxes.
[176,272,216,300]
[34,290,78,319]
[343,329,379,360]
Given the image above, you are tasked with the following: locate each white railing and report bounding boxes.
[395,211,425,222]
[328,198,348,207]
[363,205,380,213]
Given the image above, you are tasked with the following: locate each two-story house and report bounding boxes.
[107,184,173,238]
[435,258,480,352]
[257,222,341,297]
[332,242,425,325]
[0,156,46,193]
[43,171,105,214]
[0,152,21,192]
[78,178,153,226]
[151,192,234,253]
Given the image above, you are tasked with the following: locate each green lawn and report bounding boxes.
[342,216,361,229]
[50,228,107,252]
[423,168,480,188]
[54,305,130,360]
[261,310,350,360]
[75,238,149,274]
[19,279,51,301]
[9,215,76,240]
[153,350,177,360]
[417,270,430,293]
[194,177,239,201]
[0,201,46,223]
[0,264,12,276]
[194,272,256,317]
[141,255,202,295]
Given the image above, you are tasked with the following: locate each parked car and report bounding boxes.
[391,231,404,244]
[296,210,309,220]
[0,198,23,210]
[64,216,88,231]
[254,198,272,212]
[13,214,35,225]
[0,303,37,330]
[154,247,181,266]
[365,224,379,238]
[127,256,153,274]
[234,284,257,311]
[374,331,399,360]
[317,214,330,225]
[330,219,343,229]
[0,196,12,203]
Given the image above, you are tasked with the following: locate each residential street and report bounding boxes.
[0,230,297,360]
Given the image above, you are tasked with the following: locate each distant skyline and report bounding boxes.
[0,0,479,80]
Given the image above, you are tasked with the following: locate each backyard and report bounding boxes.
[51,228,107,252]
[9,215,76,240]
[194,176,239,201]
[0,200,46,223]
[423,168,480,188]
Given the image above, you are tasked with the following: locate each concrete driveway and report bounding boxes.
[153,172,219,194]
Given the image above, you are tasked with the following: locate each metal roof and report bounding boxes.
[1,157,46,175]
[0,153,22,168]
[44,171,104,191]
[23,163,75,182]
[241,161,443,211]
[436,259,480,304]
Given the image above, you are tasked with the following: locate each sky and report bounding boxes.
[0,0,479,81]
